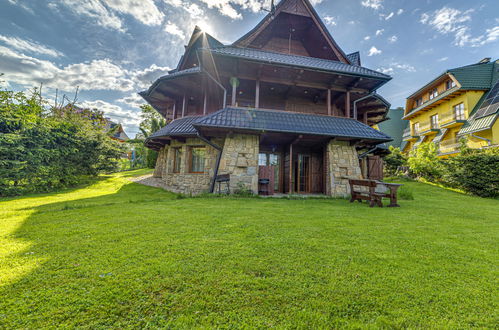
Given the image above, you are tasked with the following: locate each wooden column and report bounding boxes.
[289,143,293,194]
[172,102,176,119]
[203,90,207,115]
[363,111,368,124]
[255,79,260,109]
[327,89,332,115]
[231,80,237,106]
[182,94,186,117]
[345,91,351,118]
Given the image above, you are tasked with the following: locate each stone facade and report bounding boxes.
[218,134,259,194]
[154,138,221,195]
[326,140,362,197]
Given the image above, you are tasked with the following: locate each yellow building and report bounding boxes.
[402,58,499,157]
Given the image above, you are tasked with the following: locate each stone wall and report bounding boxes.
[218,134,259,194]
[326,140,362,197]
[154,138,222,195]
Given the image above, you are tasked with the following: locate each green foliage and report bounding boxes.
[0,89,124,196]
[0,172,497,328]
[384,146,407,176]
[397,185,414,200]
[443,147,499,198]
[233,181,255,197]
[136,104,167,169]
[407,142,444,181]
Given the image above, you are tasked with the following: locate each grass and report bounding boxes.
[0,170,497,328]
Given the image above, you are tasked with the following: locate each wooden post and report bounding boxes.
[345,91,351,118]
[363,111,368,124]
[289,143,293,194]
[182,94,186,117]
[172,102,176,119]
[203,90,207,115]
[327,89,331,116]
[231,80,237,106]
[255,79,260,109]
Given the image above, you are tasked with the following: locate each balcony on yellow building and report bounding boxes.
[402,127,418,141]
[438,138,461,154]
[419,120,440,136]
[440,110,467,128]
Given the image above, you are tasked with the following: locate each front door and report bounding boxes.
[296,154,311,193]
[258,152,281,194]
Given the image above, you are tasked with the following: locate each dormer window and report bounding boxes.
[429,88,438,100]
[446,80,456,90]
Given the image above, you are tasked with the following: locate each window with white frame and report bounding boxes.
[429,88,438,100]
[453,103,465,120]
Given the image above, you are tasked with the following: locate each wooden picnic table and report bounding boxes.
[377,182,403,207]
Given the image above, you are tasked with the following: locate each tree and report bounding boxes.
[407,142,443,181]
[384,146,407,176]
[137,104,167,168]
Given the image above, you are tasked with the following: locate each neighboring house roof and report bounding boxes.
[194,107,392,142]
[403,86,460,119]
[377,108,408,148]
[407,59,495,99]
[346,52,361,66]
[459,61,499,135]
[208,46,390,80]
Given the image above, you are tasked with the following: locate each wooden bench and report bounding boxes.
[348,179,385,207]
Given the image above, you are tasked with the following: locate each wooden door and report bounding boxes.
[368,156,383,180]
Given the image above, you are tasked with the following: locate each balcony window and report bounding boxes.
[416,98,423,107]
[446,80,456,90]
[453,103,465,120]
[173,147,182,173]
[413,122,420,135]
[189,147,205,173]
[430,114,439,129]
[429,88,438,100]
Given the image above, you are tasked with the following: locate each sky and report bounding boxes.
[1,0,498,137]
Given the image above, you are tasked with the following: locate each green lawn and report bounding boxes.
[1,170,497,328]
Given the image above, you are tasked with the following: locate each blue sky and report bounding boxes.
[1,0,498,137]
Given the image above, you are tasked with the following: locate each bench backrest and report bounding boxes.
[348,179,377,187]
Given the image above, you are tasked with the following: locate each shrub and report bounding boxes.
[397,185,414,200]
[384,146,407,176]
[407,142,444,181]
[443,148,499,198]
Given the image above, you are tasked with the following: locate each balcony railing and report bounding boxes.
[419,120,439,133]
[440,110,467,125]
[438,138,461,153]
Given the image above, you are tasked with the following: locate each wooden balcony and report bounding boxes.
[440,110,467,128]
[402,128,418,141]
[419,121,440,136]
[438,138,461,154]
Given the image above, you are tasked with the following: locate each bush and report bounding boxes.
[407,142,444,181]
[397,185,414,200]
[443,148,499,198]
[384,146,407,176]
[0,89,124,196]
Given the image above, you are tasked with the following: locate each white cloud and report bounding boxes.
[383,12,394,20]
[117,93,145,108]
[0,35,64,57]
[438,57,449,62]
[388,35,398,43]
[397,8,404,15]
[420,7,498,47]
[52,0,164,32]
[132,64,171,89]
[378,62,415,74]
[0,46,134,91]
[323,15,337,26]
[164,21,186,39]
[375,29,384,36]
[368,46,382,56]
[80,99,141,132]
[361,0,383,10]
[364,36,371,40]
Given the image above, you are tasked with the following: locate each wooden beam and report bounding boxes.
[363,111,368,124]
[172,102,176,119]
[289,143,293,194]
[231,78,237,106]
[327,89,331,116]
[255,79,260,109]
[203,90,207,115]
[182,94,186,117]
[345,91,351,118]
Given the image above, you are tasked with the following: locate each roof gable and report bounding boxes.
[175,26,224,71]
[233,0,350,63]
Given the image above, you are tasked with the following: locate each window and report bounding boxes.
[172,148,182,173]
[416,98,423,107]
[453,103,465,120]
[429,88,438,100]
[413,122,420,134]
[430,114,439,129]
[258,153,267,166]
[190,147,205,173]
[446,80,456,90]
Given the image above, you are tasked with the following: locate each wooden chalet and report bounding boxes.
[140,0,392,196]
